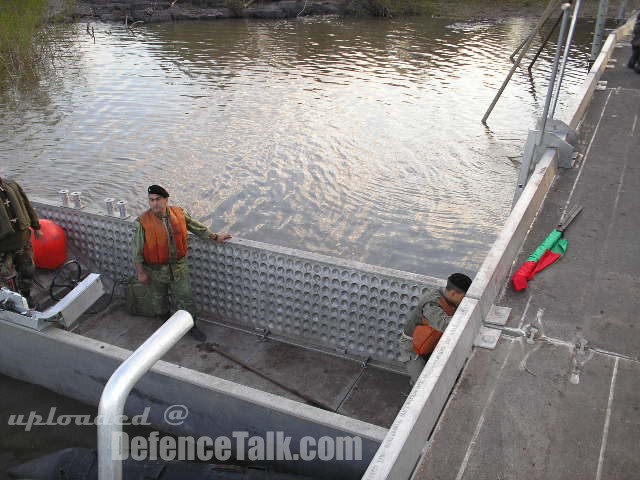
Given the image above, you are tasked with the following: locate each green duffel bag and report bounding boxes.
[126,281,168,317]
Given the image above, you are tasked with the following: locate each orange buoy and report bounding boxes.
[31,219,68,270]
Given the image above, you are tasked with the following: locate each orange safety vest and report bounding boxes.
[139,206,189,265]
[412,296,457,356]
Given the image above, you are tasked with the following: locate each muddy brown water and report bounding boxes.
[0,17,598,278]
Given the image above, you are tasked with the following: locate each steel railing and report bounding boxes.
[97,310,194,480]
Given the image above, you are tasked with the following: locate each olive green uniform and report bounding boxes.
[399,288,453,385]
[131,208,212,317]
[0,179,41,297]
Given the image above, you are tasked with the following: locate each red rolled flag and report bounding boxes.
[512,229,568,291]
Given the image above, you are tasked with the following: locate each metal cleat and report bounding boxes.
[256,327,270,342]
[525,325,539,344]
[475,305,512,349]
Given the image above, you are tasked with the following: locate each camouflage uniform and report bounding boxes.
[0,178,40,297]
[399,289,453,385]
[131,209,212,317]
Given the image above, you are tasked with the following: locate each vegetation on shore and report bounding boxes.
[168,0,550,18]
[343,0,549,18]
[0,0,76,91]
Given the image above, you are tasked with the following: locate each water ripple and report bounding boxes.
[0,17,594,277]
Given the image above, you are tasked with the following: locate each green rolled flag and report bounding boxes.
[512,229,568,291]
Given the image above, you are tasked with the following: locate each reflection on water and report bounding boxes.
[0,17,593,277]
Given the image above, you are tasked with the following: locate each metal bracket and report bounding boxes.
[256,327,270,342]
[39,273,105,328]
[0,274,105,331]
[486,305,511,325]
[474,305,512,349]
[474,326,502,349]
[514,119,577,203]
[361,355,371,368]
[0,288,51,331]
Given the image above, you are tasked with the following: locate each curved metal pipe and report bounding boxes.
[97,310,194,480]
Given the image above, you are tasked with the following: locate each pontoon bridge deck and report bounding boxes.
[64,294,408,429]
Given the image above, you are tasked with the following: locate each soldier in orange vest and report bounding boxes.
[399,273,472,385]
[133,185,231,341]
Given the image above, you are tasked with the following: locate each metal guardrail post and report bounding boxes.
[528,13,564,71]
[482,0,563,124]
[509,0,563,61]
[513,3,571,205]
[539,3,572,136]
[97,310,194,480]
[616,0,629,20]
[590,0,610,61]
[550,0,584,118]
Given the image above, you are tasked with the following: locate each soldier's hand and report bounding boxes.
[138,270,151,285]
[210,232,232,243]
[34,229,44,240]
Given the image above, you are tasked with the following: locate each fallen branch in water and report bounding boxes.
[86,23,95,43]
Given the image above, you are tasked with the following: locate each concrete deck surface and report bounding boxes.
[414,42,640,479]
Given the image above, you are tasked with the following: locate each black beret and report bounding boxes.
[447,273,472,293]
[148,185,169,198]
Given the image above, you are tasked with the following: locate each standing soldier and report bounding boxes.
[132,185,231,341]
[0,176,43,307]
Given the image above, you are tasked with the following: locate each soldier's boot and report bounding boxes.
[189,320,207,342]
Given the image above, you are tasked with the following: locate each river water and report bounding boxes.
[0,17,595,278]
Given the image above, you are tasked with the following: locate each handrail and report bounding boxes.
[482,0,563,125]
[550,0,584,118]
[97,310,194,480]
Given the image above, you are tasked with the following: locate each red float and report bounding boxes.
[31,219,68,270]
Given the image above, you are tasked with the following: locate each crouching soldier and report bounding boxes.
[399,273,472,385]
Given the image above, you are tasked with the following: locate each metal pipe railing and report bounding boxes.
[482,0,564,124]
[513,3,571,205]
[528,13,563,71]
[550,0,584,118]
[539,3,572,137]
[509,0,563,61]
[590,0,610,61]
[97,310,194,480]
